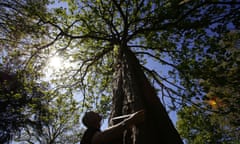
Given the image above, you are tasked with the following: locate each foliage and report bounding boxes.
[0,0,50,46]
[15,92,82,144]
[36,0,240,111]
[176,31,240,143]
[1,1,51,142]
[0,66,50,143]
[0,64,82,144]
[177,106,239,144]
[1,1,84,143]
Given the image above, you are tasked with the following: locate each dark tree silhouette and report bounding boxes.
[0,69,49,143]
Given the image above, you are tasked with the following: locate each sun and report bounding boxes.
[43,55,75,79]
[49,56,62,69]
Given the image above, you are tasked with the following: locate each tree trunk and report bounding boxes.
[109,48,183,144]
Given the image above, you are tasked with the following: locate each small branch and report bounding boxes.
[207,1,240,5]
[142,65,184,96]
[128,45,182,53]
[135,51,179,70]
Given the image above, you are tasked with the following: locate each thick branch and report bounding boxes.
[112,0,126,23]
[97,2,120,41]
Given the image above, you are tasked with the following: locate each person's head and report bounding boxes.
[82,111,102,129]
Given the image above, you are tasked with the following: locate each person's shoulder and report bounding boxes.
[82,128,100,144]
[92,131,102,144]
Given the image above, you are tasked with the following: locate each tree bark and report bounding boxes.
[109,48,183,144]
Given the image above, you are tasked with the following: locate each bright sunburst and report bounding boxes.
[43,55,75,80]
[49,56,62,69]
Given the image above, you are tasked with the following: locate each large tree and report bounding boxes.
[41,1,239,143]
[2,0,240,143]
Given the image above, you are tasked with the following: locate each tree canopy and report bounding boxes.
[1,0,240,143]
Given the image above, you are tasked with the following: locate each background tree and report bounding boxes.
[177,106,235,144]
[176,31,240,143]
[1,1,82,143]
[0,66,50,143]
[15,92,82,144]
[177,105,240,144]
[0,61,83,144]
[0,1,53,143]
[0,0,55,73]
[0,0,50,47]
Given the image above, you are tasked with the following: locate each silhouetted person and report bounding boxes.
[81,110,144,144]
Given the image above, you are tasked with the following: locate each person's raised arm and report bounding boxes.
[92,110,145,144]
